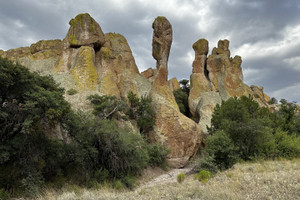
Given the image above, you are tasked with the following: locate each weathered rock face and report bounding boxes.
[152,16,172,71]
[66,13,105,48]
[141,67,157,80]
[1,13,273,168]
[71,46,98,90]
[168,77,180,92]
[189,39,270,133]
[150,17,201,168]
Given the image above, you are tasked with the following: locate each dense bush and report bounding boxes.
[0,57,168,197]
[0,57,72,195]
[204,95,300,172]
[173,79,190,117]
[127,91,155,134]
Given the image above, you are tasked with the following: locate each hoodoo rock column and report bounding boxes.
[149,17,202,168]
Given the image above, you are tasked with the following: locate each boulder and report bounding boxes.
[141,67,157,79]
[152,16,173,71]
[250,85,270,106]
[65,13,105,48]
[168,77,180,92]
[56,13,105,72]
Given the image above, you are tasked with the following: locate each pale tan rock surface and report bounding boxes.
[150,17,202,168]
[168,77,180,92]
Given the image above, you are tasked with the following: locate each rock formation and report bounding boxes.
[189,39,270,133]
[149,17,201,167]
[0,13,271,168]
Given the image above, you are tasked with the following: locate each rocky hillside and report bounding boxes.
[0,13,270,168]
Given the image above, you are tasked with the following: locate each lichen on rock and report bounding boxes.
[71,46,98,90]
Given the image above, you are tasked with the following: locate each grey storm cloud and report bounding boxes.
[1,0,300,102]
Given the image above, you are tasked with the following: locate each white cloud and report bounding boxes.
[270,83,300,103]
[234,25,300,61]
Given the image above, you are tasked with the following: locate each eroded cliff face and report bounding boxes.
[0,13,270,168]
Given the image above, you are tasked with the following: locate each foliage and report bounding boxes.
[173,79,191,117]
[205,130,239,170]
[205,95,300,173]
[276,100,299,134]
[0,57,72,196]
[268,97,278,105]
[179,79,190,95]
[177,173,186,183]
[67,88,78,95]
[274,130,300,159]
[173,89,190,117]
[198,156,218,174]
[127,92,155,134]
[87,94,128,120]
[146,143,170,167]
[0,57,168,197]
[194,170,211,183]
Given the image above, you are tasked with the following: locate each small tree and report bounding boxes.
[127,92,155,134]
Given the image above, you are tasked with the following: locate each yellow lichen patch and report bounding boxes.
[99,69,120,98]
[30,39,62,54]
[68,35,79,46]
[192,39,209,55]
[69,13,90,28]
[100,47,112,59]
[71,46,98,91]
[3,47,31,60]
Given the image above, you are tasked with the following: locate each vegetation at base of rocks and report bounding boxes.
[200,95,300,173]
[127,91,155,134]
[37,159,300,200]
[66,88,78,95]
[173,79,191,117]
[0,57,168,199]
[268,97,278,105]
[194,170,211,183]
[176,173,186,183]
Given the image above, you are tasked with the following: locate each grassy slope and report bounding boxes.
[37,159,300,200]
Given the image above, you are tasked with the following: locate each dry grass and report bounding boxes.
[35,159,300,200]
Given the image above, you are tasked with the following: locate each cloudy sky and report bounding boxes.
[1,0,300,102]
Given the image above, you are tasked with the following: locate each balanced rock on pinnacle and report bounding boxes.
[152,16,173,72]
[150,17,202,168]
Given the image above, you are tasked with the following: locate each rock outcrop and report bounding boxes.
[168,77,180,92]
[0,13,272,168]
[189,39,270,133]
[149,17,201,168]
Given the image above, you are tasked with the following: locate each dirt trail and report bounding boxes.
[136,163,196,192]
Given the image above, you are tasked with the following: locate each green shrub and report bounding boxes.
[122,176,136,190]
[88,94,128,120]
[205,130,239,170]
[275,130,300,158]
[127,92,155,134]
[173,89,190,117]
[177,173,185,183]
[114,180,123,190]
[0,188,10,200]
[194,170,211,183]
[94,168,110,183]
[209,96,277,162]
[67,88,78,95]
[147,143,170,167]
[198,156,218,174]
[0,57,72,194]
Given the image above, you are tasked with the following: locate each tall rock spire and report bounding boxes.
[152,16,173,72]
[150,17,202,168]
